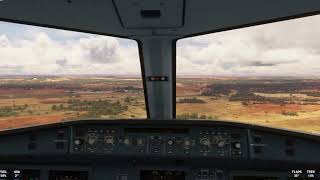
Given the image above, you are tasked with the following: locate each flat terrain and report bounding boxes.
[0,76,146,130]
[176,77,320,134]
[0,75,319,135]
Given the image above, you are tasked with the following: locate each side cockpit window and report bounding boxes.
[176,15,320,134]
[0,21,147,130]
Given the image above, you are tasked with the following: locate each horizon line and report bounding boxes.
[0,74,319,79]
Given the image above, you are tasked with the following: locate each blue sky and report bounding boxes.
[1,14,320,77]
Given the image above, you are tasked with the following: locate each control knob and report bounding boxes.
[86,133,98,145]
[167,139,174,146]
[124,138,131,145]
[200,138,211,146]
[184,139,191,146]
[137,138,145,146]
[105,136,114,144]
[217,140,226,148]
[232,142,241,149]
[74,139,83,145]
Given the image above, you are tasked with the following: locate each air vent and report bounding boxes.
[140,10,161,18]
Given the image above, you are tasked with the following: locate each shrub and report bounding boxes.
[178,97,206,104]
[281,111,298,116]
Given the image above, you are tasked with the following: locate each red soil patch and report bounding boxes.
[176,85,202,95]
[0,114,66,131]
[248,104,320,114]
[248,104,301,113]
[0,89,65,94]
[39,99,66,104]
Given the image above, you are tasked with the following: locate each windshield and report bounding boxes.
[176,15,320,134]
[0,21,146,130]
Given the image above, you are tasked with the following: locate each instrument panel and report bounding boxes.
[0,120,319,180]
[72,126,247,158]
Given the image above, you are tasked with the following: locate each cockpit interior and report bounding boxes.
[0,0,320,180]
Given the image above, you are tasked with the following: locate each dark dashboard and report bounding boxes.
[0,120,319,180]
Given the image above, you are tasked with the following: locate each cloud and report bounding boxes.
[177,14,320,77]
[56,59,67,67]
[1,14,320,77]
[0,25,141,75]
[244,61,278,67]
[252,60,299,66]
[0,35,10,47]
[76,36,121,64]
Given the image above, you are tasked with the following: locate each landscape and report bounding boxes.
[0,75,147,130]
[177,77,320,134]
[0,75,319,135]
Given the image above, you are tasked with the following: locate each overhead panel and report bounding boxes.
[113,0,184,29]
[181,0,320,37]
[0,0,152,37]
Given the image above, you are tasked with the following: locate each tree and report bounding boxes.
[200,115,207,119]
[190,113,199,119]
[124,97,131,104]
[52,105,57,111]
[59,104,64,110]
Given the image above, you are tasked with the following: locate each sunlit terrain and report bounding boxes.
[0,19,145,130]
[176,15,320,135]
[1,75,320,134]
[2,14,320,135]
[0,76,146,130]
[176,77,320,134]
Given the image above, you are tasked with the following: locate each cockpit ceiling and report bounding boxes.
[0,0,319,38]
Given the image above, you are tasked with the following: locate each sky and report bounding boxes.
[0,21,140,75]
[0,15,320,77]
[177,14,320,77]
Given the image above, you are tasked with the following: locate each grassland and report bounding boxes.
[176,77,320,134]
[0,75,320,135]
[0,75,146,130]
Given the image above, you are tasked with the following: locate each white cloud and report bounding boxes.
[177,15,320,77]
[0,28,141,75]
[1,14,320,77]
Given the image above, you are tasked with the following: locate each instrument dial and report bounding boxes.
[200,138,211,146]
[232,142,241,149]
[74,139,83,145]
[137,138,145,146]
[124,138,131,145]
[217,140,226,148]
[184,139,191,146]
[167,139,174,146]
[104,136,114,144]
[86,133,98,145]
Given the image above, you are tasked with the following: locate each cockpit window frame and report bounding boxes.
[173,12,320,120]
